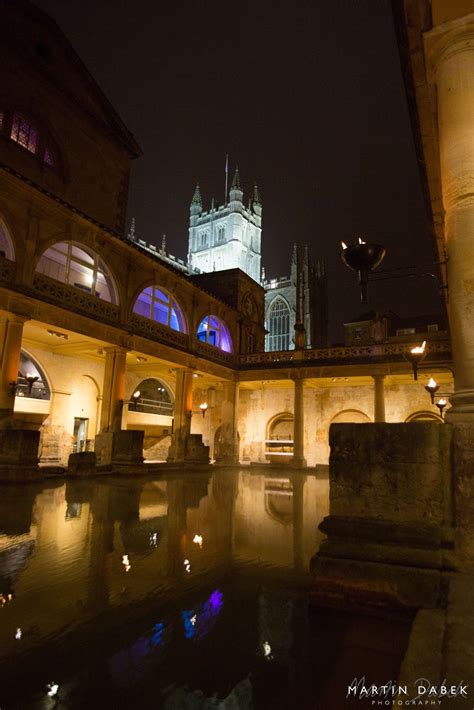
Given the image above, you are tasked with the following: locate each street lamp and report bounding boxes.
[199,402,208,418]
[25,372,39,395]
[404,341,426,381]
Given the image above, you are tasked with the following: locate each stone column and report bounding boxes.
[99,347,128,433]
[0,311,28,425]
[372,375,386,423]
[425,17,474,420]
[215,380,240,465]
[291,375,307,468]
[167,368,194,463]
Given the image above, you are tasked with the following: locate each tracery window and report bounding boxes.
[36,241,118,304]
[3,110,59,168]
[133,286,186,332]
[267,297,290,351]
[197,315,232,352]
[201,232,207,246]
[217,226,225,242]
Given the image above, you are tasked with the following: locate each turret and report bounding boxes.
[228,167,243,207]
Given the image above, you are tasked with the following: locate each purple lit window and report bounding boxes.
[10,113,38,154]
[197,315,232,352]
[133,286,185,333]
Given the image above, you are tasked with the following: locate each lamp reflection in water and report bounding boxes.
[193,534,203,548]
[404,341,426,381]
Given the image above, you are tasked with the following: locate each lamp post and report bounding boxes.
[25,372,39,395]
[199,402,208,418]
[404,341,426,381]
[341,238,386,304]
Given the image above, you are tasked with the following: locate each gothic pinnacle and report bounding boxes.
[231,167,241,190]
[253,182,261,205]
[191,183,202,206]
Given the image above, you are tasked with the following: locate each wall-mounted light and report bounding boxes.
[436,398,447,419]
[199,402,208,418]
[404,341,426,381]
[424,377,440,404]
[132,390,141,410]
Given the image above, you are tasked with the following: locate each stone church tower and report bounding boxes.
[187,168,262,283]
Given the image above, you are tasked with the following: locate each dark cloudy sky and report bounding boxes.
[35,0,444,342]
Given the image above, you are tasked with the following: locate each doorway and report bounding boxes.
[73,417,89,453]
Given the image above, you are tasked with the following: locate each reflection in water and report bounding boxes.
[0,469,411,708]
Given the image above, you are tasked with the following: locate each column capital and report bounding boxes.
[0,310,30,325]
[104,345,129,355]
[424,12,474,83]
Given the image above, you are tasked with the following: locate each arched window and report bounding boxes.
[201,232,207,246]
[197,315,232,352]
[36,241,118,304]
[16,351,51,400]
[267,297,290,351]
[128,378,173,415]
[0,218,15,260]
[217,226,225,242]
[133,286,186,332]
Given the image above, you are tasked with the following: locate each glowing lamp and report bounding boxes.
[25,372,39,394]
[340,240,386,304]
[436,398,447,419]
[132,390,141,410]
[199,402,208,418]
[424,377,439,404]
[404,341,426,381]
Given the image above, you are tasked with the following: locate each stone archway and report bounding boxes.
[265,412,294,464]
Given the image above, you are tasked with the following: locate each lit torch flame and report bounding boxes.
[410,341,426,355]
[438,398,447,406]
[341,241,348,250]
[358,237,366,244]
[428,377,437,389]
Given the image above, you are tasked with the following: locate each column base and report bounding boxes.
[95,431,144,467]
[289,456,307,469]
[0,429,40,481]
[167,433,210,465]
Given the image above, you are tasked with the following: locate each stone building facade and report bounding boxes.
[0,0,454,474]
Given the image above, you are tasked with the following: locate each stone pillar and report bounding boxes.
[425,17,474,420]
[167,368,194,463]
[215,380,240,465]
[372,374,386,423]
[0,311,28,425]
[99,347,127,433]
[291,375,307,468]
[95,347,144,467]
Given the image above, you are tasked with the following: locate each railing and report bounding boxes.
[32,273,120,323]
[0,255,15,283]
[238,339,452,368]
[195,340,236,366]
[130,313,189,349]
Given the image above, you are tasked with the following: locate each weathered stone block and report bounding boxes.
[67,451,96,475]
[313,423,455,609]
[0,429,40,466]
[94,430,144,467]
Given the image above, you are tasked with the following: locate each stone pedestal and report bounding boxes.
[311,423,455,609]
[0,429,40,480]
[68,451,97,476]
[94,430,144,467]
[184,434,210,464]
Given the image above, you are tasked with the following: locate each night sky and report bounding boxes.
[35,0,443,343]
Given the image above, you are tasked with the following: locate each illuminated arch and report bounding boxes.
[266,296,291,351]
[17,350,51,400]
[197,315,232,352]
[35,241,118,304]
[330,409,371,424]
[0,217,15,260]
[133,286,186,332]
[405,411,443,423]
[128,378,173,415]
